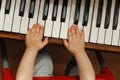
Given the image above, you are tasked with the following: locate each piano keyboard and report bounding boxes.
[90,0,120,46]
[0,0,120,46]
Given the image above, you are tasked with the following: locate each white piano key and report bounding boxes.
[20,0,31,34]
[90,0,99,43]
[84,0,94,42]
[60,0,72,39]
[112,7,120,46]
[69,0,76,26]
[4,0,16,31]
[52,0,63,38]
[0,0,6,30]
[97,0,107,44]
[37,0,45,26]
[78,0,86,29]
[104,0,115,45]
[44,0,54,37]
[29,0,40,29]
[12,0,21,33]
[112,30,119,46]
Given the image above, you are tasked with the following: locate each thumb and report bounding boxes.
[43,37,48,46]
[63,39,68,48]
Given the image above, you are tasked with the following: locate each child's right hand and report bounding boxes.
[63,25,85,55]
[25,24,48,52]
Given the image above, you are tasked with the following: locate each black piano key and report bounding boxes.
[19,0,26,17]
[82,0,91,26]
[5,0,11,14]
[42,0,50,20]
[104,0,112,29]
[112,0,120,30]
[28,0,36,18]
[52,0,59,21]
[61,0,68,22]
[74,0,81,25]
[96,0,103,27]
[0,0,2,11]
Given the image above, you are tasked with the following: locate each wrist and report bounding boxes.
[73,49,86,56]
[26,47,39,53]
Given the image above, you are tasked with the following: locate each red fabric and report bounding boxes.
[33,76,104,80]
[96,67,115,80]
[2,68,14,80]
[2,67,115,80]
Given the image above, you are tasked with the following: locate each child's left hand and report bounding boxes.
[25,24,48,52]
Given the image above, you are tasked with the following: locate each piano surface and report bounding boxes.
[0,0,120,52]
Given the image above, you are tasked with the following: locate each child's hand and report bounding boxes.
[63,25,85,55]
[25,24,48,52]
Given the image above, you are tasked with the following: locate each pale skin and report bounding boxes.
[16,24,95,80]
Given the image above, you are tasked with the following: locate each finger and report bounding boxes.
[26,29,31,39]
[80,28,85,41]
[63,39,68,48]
[68,27,72,42]
[31,23,36,29]
[35,24,40,33]
[74,26,81,39]
[32,24,36,33]
[31,24,38,39]
[39,26,44,39]
[35,25,41,39]
[43,37,48,46]
[38,24,41,27]
[75,25,80,34]
[39,24,44,27]
[71,25,77,40]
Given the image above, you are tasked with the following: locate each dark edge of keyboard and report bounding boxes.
[0,31,120,53]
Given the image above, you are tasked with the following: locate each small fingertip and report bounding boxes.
[68,27,72,34]
[34,24,37,28]
[33,24,36,26]
[39,24,44,27]
[37,23,41,27]
[32,24,35,28]
[63,39,66,42]
[63,39,68,47]
[46,37,48,39]
[40,26,44,29]
[81,28,85,38]
[44,37,49,45]
[81,28,84,32]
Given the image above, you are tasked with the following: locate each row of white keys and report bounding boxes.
[29,0,41,29]
[20,0,31,34]
[37,0,45,26]
[84,0,94,42]
[78,0,86,29]
[60,0,72,39]
[0,0,6,30]
[104,0,115,45]
[112,6,120,46]
[4,0,16,31]
[90,0,99,43]
[97,0,107,44]
[69,0,76,27]
[52,0,63,38]
[44,0,54,37]
[12,0,21,33]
